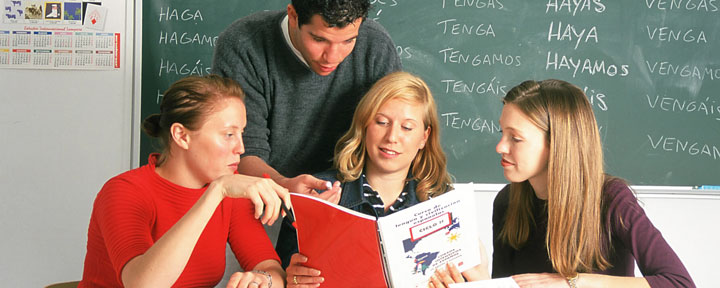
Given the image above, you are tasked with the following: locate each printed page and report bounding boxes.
[290,193,388,288]
[377,187,482,288]
[448,277,520,288]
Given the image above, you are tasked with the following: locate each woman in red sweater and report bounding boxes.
[79,75,289,288]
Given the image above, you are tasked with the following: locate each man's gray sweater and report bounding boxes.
[213,10,401,177]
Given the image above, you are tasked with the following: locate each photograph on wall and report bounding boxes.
[80,1,98,24]
[43,1,60,20]
[82,2,104,30]
[63,1,80,21]
[24,1,44,21]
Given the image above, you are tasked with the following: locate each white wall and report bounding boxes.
[634,192,719,288]
[0,1,134,287]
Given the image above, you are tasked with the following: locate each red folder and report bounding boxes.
[291,193,388,288]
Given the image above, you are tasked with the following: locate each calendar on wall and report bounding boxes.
[0,0,120,69]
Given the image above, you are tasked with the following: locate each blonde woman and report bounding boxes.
[275,71,459,287]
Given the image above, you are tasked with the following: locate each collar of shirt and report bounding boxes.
[281,14,310,68]
[360,173,414,217]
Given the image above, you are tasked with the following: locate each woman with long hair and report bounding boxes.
[433,79,694,288]
[276,71,466,287]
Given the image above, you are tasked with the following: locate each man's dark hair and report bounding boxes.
[291,0,371,28]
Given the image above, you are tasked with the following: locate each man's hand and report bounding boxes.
[279,174,342,205]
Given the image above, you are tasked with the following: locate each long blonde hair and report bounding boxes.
[499,79,610,276]
[334,71,452,201]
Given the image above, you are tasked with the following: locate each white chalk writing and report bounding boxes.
[583,86,608,111]
[546,51,630,78]
[646,94,720,120]
[647,134,720,160]
[158,7,203,22]
[439,47,521,67]
[158,31,218,46]
[158,58,212,77]
[442,0,504,9]
[441,77,507,96]
[646,26,707,43]
[370,0,398,6]
[646,60,720,80]
[644,0,718,12]
[396,45,413,59]
[441,112,501,133]
[545,0,606,15]
[437,19,496,37]
[547,21,599,49]
[369,0,397,22]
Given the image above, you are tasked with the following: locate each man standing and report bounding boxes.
[213,0,401,196]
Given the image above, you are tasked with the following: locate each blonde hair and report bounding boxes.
[334,71,452,201]
[499,79,610,276]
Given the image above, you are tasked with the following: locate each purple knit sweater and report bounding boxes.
[492,179,695,287]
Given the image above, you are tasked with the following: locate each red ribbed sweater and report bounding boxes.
[79,155,279,287]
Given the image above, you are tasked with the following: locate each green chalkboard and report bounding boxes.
[140,0,720,186]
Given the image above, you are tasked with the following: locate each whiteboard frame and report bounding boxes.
[131,0,143,169]
[467,183,720,198]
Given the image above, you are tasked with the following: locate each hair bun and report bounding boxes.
[142,114,163,137]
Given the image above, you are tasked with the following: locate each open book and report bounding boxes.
[290,187,481,288]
